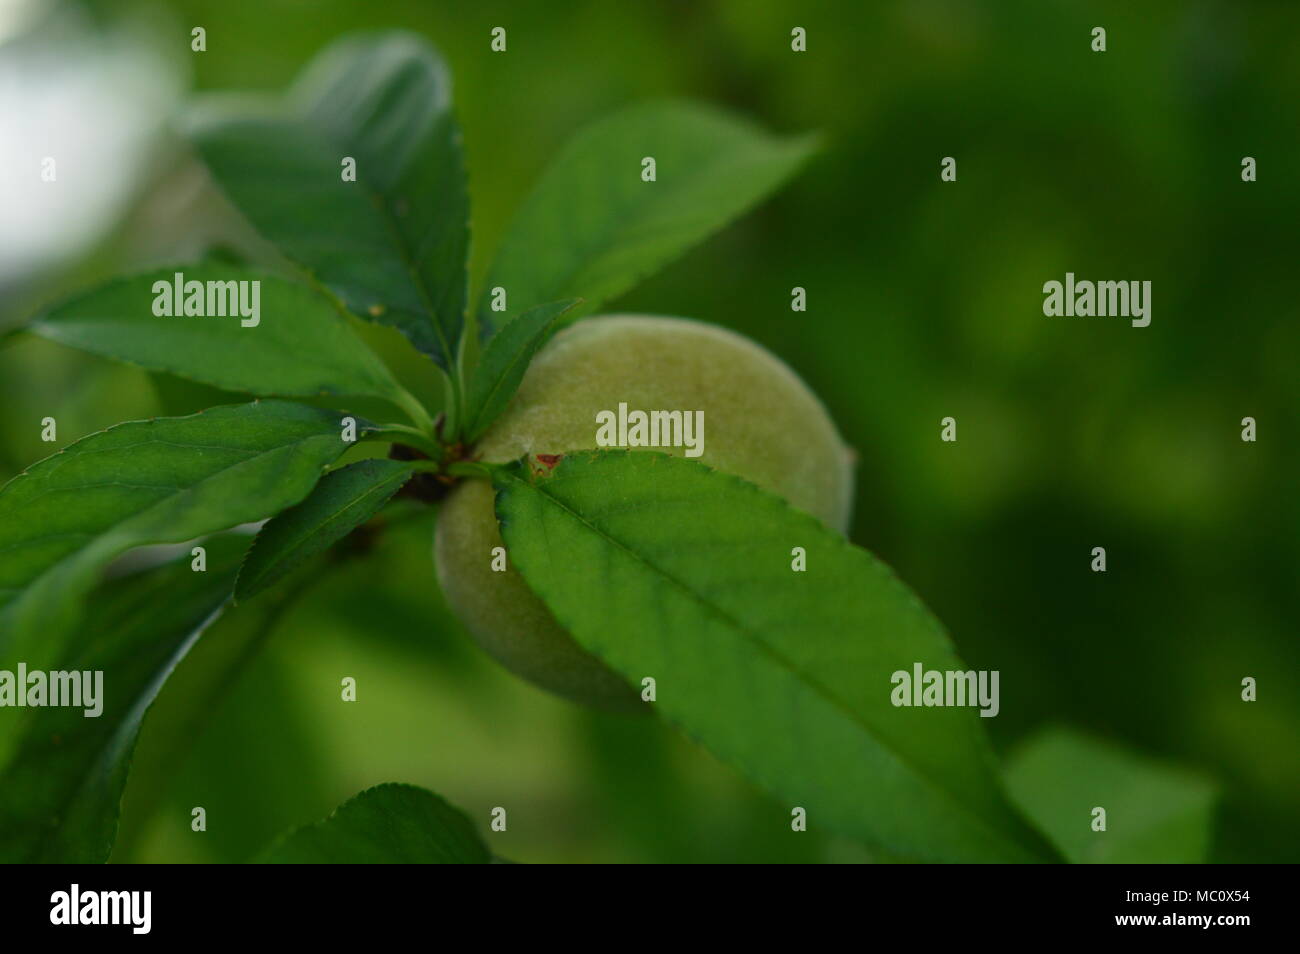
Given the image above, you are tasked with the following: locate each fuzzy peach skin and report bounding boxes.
[435,315,855,709]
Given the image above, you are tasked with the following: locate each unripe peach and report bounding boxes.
[435,315,854,709]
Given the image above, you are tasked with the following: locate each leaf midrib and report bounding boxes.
[370,182,455,362]
[40,599,230,863]
[311,92,456,364]
[466,308,565,438]
[486,131,805,324]
[2,431,339,629]
[34,290,400,401]
[500,461,1043,861]
[239,463,414,595]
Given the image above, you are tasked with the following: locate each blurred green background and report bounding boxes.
[0,0,1295,862]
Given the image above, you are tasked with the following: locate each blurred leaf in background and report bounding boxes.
[1006,726,1218,864]
[259,783,490,864]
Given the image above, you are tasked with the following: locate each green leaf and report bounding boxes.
[0,401,367,677]
[461,299,579,442]
[31,266,414,409]
[112,553,336,861]
[478,101,817,339]
[491,451,1058,863]
[259,783,490,863]
[235,458,419,602]
[1004,727,1218,864]
[189,32,469,369]
[0,536,247,862]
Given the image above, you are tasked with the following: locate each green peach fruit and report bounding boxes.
[435,314,854,709]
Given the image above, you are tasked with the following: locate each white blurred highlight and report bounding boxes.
[0,3,181,286]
